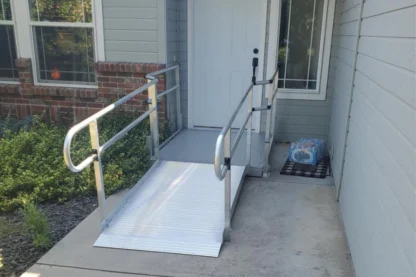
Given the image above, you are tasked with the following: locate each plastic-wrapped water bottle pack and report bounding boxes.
[288,138,325,166]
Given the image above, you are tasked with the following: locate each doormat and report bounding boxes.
[280,156,330,179]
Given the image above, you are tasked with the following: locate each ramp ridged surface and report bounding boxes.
[94,161,245,257]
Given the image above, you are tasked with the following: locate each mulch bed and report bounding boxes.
[0,196,97,277]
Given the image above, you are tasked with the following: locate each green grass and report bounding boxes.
[21,201,51,249]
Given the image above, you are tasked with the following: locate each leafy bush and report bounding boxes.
[0,116,33,136]
[0,113,155,212]
[21,201,51,249]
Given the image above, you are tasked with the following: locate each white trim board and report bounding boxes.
[94,0,106,61]
[187,0,279,131]
[157,0,167,64]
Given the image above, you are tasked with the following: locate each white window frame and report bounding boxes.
[10,0,105,89]
[0,0,19,84]
[271,0,336,100]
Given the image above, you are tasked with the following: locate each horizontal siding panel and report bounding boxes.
[106,52,158,63]
[103,7,157,19]
[339,20,358,36]
[102,0,156,8]
[329,1,416,276]
[338,35,357,51]
[328,57,354,183]
[341,121,415,277]
[360,6,416,38]
[336,47,355,66]
[354,71,416,147]
[333,63,353,101]
[362,0,416,18]
[277,124,328,136]
[277,98,332,107]
[358,36,416,72]
[276,134,327,143]
[105,41,158,52]
[352,88,416,188]
[340,4,360,23]
[104,19,158,30]
[276,115,330,126]
[349,98,416,273]
[356,54,416,108]
[276,105,331,117]
[104,30,157,42]
[340,0,360,13]
[352,89,416,225]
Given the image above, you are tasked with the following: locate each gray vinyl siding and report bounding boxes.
[103,0,166,63]
[166,0,178,64]
[274,96,332,143]
[328,1,416,277]
[178,0,188,127]
[165,0,179,128]
[327,0,360,188]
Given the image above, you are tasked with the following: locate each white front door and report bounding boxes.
[190,0,267,128]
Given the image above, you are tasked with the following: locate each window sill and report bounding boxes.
[276,90,327,101]
[34,82,98,89]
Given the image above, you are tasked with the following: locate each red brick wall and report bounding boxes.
[0,58,166,124]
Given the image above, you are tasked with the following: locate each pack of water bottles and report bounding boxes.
[288,138,324,166]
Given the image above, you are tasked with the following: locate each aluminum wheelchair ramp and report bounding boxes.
[94,160,246,257]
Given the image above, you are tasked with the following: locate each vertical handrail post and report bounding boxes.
[223,129,231,242]
[148,80,160,159]
[89,120,107,225]
[246,87,253,166]
[265,84,273,144]
[263,82,275,176]
[175,66,182,130]
[270,72,278,137]
[271,93,277,139]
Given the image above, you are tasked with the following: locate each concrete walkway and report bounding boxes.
[22,145,354,277]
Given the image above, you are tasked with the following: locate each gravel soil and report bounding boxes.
[0,196,97,277]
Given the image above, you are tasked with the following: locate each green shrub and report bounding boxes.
[0,116,33,137]
[21,201,51,249]
[0,113,154,212]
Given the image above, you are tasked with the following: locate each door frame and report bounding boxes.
[187,0,278,132]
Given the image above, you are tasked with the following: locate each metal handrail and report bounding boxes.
[214,83,254,180]
[214,69,279,180]
[63,63,181,226]
[146,64,180,80]
[63,79,158,173]
[214,67,278,242]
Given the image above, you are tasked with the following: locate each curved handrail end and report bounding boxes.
[214,133,227,181]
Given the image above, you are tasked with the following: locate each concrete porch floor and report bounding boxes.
[23,144,354,277]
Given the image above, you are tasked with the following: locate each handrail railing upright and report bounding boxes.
[263,70,279,176]
[214,69,278,241]
[63,64,181,228]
